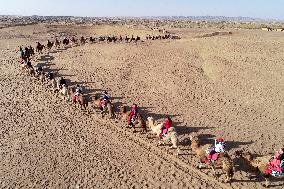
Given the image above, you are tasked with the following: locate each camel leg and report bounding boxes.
[224,174,230,183]
[176,148,180,156]
[210,165,218,179]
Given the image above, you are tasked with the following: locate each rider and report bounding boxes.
[99,91,110,111]
[266,148,284,176]
[159,116,172,138]
[47,72,54,81]
[214,138,226,153]
[59,77,67,89]
[75,84,82,94]
[73,84,82,102]
[128,104,139,126]
[29,45,34,56]
[19,46,24,59]
[26,60,33,69]
[35,66,43,75]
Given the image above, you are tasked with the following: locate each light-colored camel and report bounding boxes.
[189,135,234,182]
[59,85,70,101]
[235,150,284,187]
[147,117,164,137]
[93,96,115,119]
[158,127,180,155]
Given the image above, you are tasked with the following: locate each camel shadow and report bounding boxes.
[178,126,214,147]
[51,47,71,53]
[197,134,254,151]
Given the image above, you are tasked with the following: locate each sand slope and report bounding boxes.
[0,24,283,188]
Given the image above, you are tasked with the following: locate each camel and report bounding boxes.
[158,127,180,156]
[47,78,58,93]
[147,117,164,137]
[118,106,146,132]
[54,38,61,48]
[235,150,284,187]
[36,42,44,54]
[130,113,147,133]
[135,36,141,42]
[59,85,70,101]
[80,36,86,44]
[46,40,54,51]
[63,38,70,46]
[70,87,88,110]
[118,106,131,121]
[93,96,115,119]
[89,37,95,43]
[189,135,234,182]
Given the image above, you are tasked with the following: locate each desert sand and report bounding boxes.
[0,23,283,188]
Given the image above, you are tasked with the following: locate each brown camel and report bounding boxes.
[119,106,131,121]
[36,42,44,54]
[93,96,115,119]
[55,38,61,48]
[131,113,147,133]
[235,150,284,187]
[70,87,88,110]
[46,40,54,50]
[189,135,234,182]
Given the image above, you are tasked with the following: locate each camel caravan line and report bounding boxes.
[261,27,284,32]
[17,41,283,187]
[34,33,180,53]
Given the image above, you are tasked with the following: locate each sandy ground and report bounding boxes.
[0,24,283,188]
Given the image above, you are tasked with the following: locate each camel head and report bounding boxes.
[147,117,154,122]
[189,132,198,141]
[147,117,155,128]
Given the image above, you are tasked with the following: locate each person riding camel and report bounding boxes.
[26,60,33,69]
[205,138,226,163]
[58,77,66,89]
[29,45,34,56]
[159,117,172,138]
[19,47,24,60]
[35,66,43,75]
[128,104,139,126]
[73,84,83,103]
[266,148,284,176]
[47,72,54,81]
[99,91,110,111]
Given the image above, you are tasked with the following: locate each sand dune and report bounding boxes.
[0,24,283,188]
